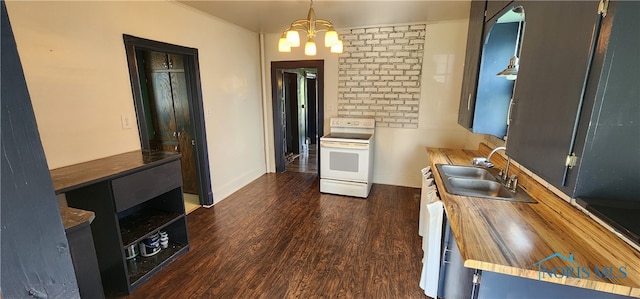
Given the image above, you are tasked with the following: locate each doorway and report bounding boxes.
[271,60,324,174]
[123,35,214,209]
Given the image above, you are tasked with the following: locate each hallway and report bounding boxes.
[285,144,317,174]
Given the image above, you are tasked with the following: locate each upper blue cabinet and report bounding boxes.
[458,0,519,139]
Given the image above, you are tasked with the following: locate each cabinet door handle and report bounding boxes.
[467,94,472,111]
[507,99,515,125]
[443,248,452,264]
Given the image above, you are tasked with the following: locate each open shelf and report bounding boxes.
[126,242,188,286]
[61,156,189,295]
[119,207,182,247]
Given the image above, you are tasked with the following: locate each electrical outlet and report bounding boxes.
[121,114,132,129]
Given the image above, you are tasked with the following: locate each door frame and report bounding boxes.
[271,60,324,173]
[123,34,213,206]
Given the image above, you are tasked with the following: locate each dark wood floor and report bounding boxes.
[285,145,317,174]
[123,172,424,298]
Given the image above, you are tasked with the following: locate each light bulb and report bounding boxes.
[330,40,343,53]
[324,29,339,47]
[305,39,317,56]
[286,30,300,47]
[278,37,291,52]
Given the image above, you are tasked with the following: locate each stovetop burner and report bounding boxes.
[576,197,640,245]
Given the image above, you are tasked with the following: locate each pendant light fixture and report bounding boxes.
[497,8,524,80]
[278,0,343,56]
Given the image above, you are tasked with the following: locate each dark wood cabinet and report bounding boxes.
[566,1,640,201]
[485,1,514,22]
[458,0,518,138]
[457,0,487,129]
[505,1,600,188]
[62,207,105,299]
[506,0,639,199]
[51,151,189,296]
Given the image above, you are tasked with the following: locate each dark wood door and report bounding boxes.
[145,51,199,194]
[147,51,177,152]
[284,72,299,155]
[169,54,198,194]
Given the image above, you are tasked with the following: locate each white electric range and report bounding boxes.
[319,118,375,198]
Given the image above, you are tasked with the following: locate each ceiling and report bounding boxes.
[178,1,471,34]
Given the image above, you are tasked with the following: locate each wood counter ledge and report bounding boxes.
[60,205,95,232]
[427,144,640,297]
[50,150,181,194]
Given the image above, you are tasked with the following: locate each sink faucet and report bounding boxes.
[486,146,506,165]
[471,146,505,169]
[472,146,518,192]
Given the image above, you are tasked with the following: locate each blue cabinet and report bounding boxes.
[458,0,520,138]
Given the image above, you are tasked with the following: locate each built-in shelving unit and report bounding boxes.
[51,151,189,296]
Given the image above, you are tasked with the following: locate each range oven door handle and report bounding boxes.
[320,141,369,150]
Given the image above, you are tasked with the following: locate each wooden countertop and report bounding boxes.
[59,205,95,233]
[427,144,640,297]
[50,150,180,194]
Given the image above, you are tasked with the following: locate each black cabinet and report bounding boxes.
[486,1,514,22]
[53,152,190,296]
[458,0,487,129]
[505,1,600,188]
[61,207,105,299]
[458,0,518,138]
[568,1,640,201]
[506,1,640,199]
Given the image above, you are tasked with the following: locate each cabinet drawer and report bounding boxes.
[112,160,182,213]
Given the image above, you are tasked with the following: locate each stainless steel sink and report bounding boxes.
[438,164,497,181]
[435,164,537,203]
[447,177,514,199]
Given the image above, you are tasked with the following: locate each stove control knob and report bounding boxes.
[354,121,359,125]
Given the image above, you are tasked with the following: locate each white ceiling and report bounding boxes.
[178,1,472,34]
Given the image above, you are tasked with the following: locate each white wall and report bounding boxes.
[6,1,266,203]
[264,20,483,188]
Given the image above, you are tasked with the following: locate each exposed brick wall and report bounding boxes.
[337,24,426,128]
